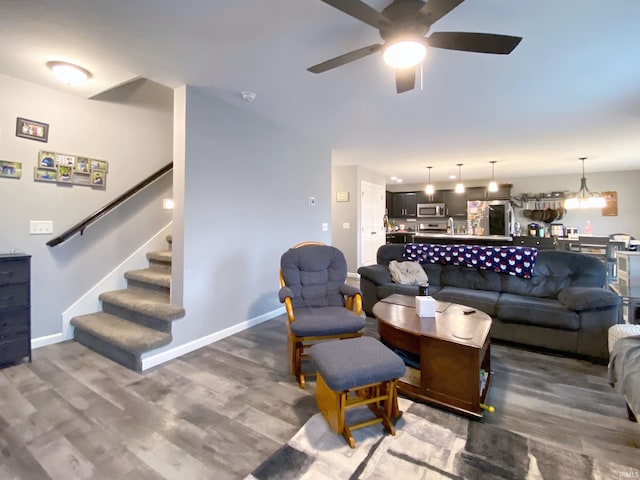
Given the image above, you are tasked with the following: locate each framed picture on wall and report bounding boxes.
[0,160,22,179]
[34,167,57,182]
[16,117,49,142]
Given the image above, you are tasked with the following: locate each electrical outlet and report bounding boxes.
[342,222,350,229]
[29,220,53,235]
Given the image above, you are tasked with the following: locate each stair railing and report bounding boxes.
[47,162,173,247]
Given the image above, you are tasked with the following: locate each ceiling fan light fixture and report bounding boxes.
[47,61,92,86]
[383,40,426,68]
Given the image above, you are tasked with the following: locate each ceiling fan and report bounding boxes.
[308,0,522,94]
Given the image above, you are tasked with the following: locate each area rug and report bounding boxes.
[246,398,639,480]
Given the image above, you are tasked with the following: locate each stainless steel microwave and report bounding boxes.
[417,203,445,218]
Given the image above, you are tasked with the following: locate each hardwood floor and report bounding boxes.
[1,315,639,479]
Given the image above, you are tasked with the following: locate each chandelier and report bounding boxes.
[564,157,606,209]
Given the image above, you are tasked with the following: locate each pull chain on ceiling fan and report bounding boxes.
[308,0,522,94]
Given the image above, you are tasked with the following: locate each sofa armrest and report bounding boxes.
[340,284,362,297]
[357,264,392,286]
[278,286,294,303]
[558,286,621,311]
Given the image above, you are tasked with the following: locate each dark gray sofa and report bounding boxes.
[358,243,621,361]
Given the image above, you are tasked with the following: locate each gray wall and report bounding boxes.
[332,165,386,273]
[389,170,640,239]
[156,85,332,351]
[0,74,173,341]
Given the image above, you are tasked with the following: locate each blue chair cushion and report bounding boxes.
[309,337,406,391]
[288,306,365,337]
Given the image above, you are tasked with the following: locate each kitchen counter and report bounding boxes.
[413,233,512,241]
[411,233,513,246]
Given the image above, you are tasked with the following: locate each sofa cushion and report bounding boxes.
[497,293,579,331]
[433,287,500,317]
[389,260,428,285]
[558,286,620,311]
[500,250,605,299]
[441,265,502,292]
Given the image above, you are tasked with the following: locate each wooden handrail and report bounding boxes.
[47,162,173,247]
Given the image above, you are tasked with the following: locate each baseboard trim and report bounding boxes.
[32,333,65,349]
[140,306,286,371]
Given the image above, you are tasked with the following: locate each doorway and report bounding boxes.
[360,181,385,267]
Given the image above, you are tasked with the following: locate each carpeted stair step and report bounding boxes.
[99,288,185,333]
[124,268,171,297]
[147,250,172,273]
[71,312,172,371]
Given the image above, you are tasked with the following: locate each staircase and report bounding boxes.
[70,235,185,371]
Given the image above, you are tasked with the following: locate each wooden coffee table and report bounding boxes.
[373,294,493,418]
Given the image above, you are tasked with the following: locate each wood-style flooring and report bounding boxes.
[1,315,639,479]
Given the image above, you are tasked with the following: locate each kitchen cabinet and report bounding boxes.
[386,233,415,244]
[390,192,417,218]
[442,190,467,218]
[0,254,31,366]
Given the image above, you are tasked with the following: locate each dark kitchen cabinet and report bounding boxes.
[442,190,467,218]
[386,233,415,244]
[390,192,417,217]
[0,254,31,366]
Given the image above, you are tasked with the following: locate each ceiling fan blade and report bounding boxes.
[308,44,383,73]
[418,0,465,26]
[395,67,416,94]
[319,0,392,29]
[428,32,522,54]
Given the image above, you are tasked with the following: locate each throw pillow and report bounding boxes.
[389,260,428,285]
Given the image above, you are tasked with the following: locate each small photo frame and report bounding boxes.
[75,157,90,173]
[0,160,22,179]
[34,167,57,182]
[55,153,75,167]
[16,117,49,142]
[91,170,106,187]
[56,165,73,183]
[90,159,108,172]
[73,173,92,186]
[39,151,56,169]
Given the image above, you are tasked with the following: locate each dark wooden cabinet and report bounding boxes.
[386,233,415,244]
[390,192,417,218]
[442,190,467,218]
[0,254,31,366]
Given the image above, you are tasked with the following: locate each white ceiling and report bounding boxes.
[2,0,640,185]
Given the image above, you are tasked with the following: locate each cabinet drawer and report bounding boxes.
[0,336,30,364]
[0,283,29,308]
[0,259,30,286]
[0,309,30,335]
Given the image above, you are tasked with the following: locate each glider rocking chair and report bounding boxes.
[279,242,366,388]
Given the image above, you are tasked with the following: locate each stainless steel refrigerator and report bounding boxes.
[467,200,513,236]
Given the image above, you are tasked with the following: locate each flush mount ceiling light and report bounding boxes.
[47,61,92,86]
[382,39,426,68]
[488,161,499,192]
[454,163,465,193]
[241,91,257,101]
[564,157,606,209]
[424,166,434,195]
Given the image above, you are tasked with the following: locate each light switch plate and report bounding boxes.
[29,220,53,235]
[342,222,350,229]
[308,196,316,207]
[322,223,329,231]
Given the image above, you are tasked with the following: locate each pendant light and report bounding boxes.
[564,157,606,209]
[454,163,465,193]
[424,166,435,196]
[488,161,499,192]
